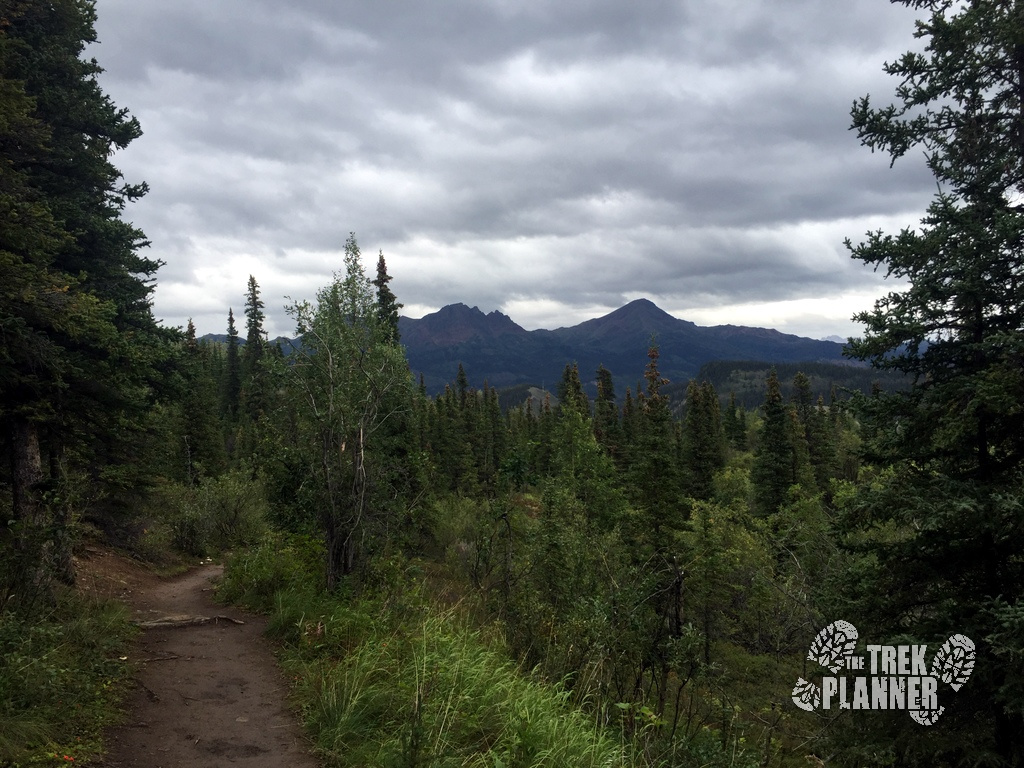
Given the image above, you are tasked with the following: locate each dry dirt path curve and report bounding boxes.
[94,561,320,768]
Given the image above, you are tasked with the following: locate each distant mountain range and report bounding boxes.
[397,298,848,395]
[200,298,888,401]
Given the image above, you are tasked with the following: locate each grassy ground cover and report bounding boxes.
[219,536,642,768]
[0,593,135,766]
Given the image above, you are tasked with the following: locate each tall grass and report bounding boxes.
[221,540,636,767]
[292,606,633,767]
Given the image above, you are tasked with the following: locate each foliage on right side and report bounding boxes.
[830,1,1024,764]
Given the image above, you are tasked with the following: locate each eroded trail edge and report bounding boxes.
[99,564,319,768]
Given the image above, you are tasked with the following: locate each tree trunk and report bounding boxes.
[325,517,346,592]
[10,416,51,604]
[342,426,367,578]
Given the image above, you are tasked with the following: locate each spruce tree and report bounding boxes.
[786,372,816,492]
[847,4,1024,480]
[722,391,739,447]
[220,308,242,462]
[631,344,680,533]
[723,391,748,450]
[750,368,793,516]
[1,0,168,596]
[456,363,469,409]
[682,380,725,500]
[241,275,267,422]
[179,320,224,482]
[804,394,837,491]
[621,386,637,464]
[833,2,1024,761]
[222,308,241,422]
[372,251,402,343]
[593,365,623,464]
[534,392,555,476]
[791,371,813,426]
[479,382,505,493]
[557,362,589,416]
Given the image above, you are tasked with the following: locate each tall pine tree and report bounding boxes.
[750,368,792,517]
[1,0,168,598]
[241,275,266,423]
[682,380,724,500]
[630,344,680,534]
[832,2,1024,762]
[372,251,402,343]
[221,308,241,422]
[593,365,623,464]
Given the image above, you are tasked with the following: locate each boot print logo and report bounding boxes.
[791,621,975,725]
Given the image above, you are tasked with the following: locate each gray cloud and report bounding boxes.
[93,0,932,340]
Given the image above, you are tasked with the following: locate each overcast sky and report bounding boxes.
[91,0,933,341]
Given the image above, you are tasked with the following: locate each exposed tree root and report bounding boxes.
[134,614,245,629]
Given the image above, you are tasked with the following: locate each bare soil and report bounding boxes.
[77,547,320,768]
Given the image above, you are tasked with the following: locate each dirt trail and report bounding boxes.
[94,560,320,767]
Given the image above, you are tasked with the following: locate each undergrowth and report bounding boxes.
[0,593,135,767]
[220,536,640,767]
[140,469,271,560]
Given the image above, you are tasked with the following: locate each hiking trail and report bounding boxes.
[78,549,320,768]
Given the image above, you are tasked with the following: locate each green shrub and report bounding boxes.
[217,532,324,612]
[158,469,270,556]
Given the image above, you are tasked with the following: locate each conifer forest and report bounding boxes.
[3,1,1024,766]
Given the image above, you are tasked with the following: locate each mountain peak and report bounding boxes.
[558,297,694,343]
[614,298,679,321]
[624,297,658,310]
[436,302,478,316]
[399,303,526,346]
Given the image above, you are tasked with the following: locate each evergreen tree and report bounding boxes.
[786,372,816,492]
[1,0,168,598]
[456,363,469,409]
[179,320,224,483]
[372,251,402,343]
[534,392,555,477]
[243,275,265,353]
[847,4,1024,481]
[241,275,266,422]
[478,382,505,494]
[449,384,480,495]
[786,406,814,492]
[682,380,725,500]
[723,391,748,450]
[750,368,793,516]
[222,308,241,422]
[621,386,637,464]
[556,362,589,417]
[458,377,485,495]
[593,365,623,464]
[804,394,837,491]
[833,2,1024,761]
[791,371,813,426]
[630,344,681,533]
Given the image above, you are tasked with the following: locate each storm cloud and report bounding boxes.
[92,0,933,339]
